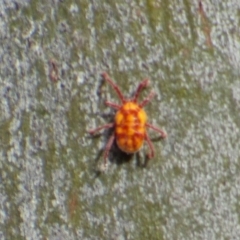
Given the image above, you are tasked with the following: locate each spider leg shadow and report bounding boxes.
[141,135,165,168]
[136,152,153,168]
[150,135,166,142]
[93,144,134,177]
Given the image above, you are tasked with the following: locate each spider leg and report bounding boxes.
[139,91,156,107]
[101,72,125,103]
[105,101,121,110]
[103,133,115,166]
[132,79,150,102]
[146,123,167,138]
[88,123,114,135]
[145,133,155,159]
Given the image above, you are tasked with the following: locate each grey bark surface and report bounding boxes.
[0,0,240,239]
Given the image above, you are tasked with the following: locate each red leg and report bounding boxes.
[139,91,156,107]
[132,79,150,102]
[105,101,121,109]
[103,133,115,166]
[88,123,114,135]
[145,133,155,158]
[101,72,125,103]
[146,123,167,138]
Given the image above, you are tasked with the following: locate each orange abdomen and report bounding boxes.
[115,102,147,153]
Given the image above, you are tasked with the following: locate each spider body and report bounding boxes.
[115,101,147,153]
[88,72,166,166]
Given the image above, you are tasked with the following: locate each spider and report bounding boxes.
[88,72,167,167]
